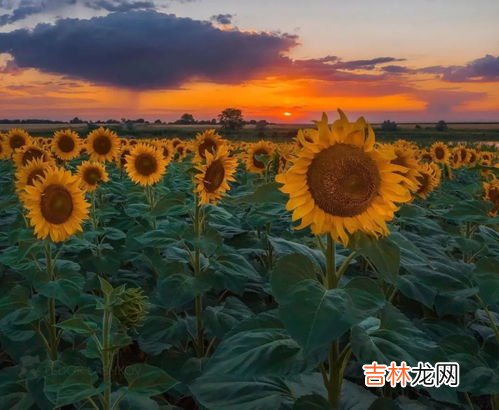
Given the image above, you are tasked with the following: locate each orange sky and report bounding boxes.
[0,1,498,122]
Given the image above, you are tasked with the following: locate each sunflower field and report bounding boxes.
[0,111,498,410]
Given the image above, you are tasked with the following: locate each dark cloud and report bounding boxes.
[0,0,155,25]
[0,11,298,89]
[211,13,232,25]
[441,54,499,82]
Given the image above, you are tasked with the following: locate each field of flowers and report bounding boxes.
[0,111,498,410]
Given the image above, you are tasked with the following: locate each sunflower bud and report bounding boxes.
[113,287,149,330]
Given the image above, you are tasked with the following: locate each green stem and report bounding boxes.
[193,194,204,356]
[101,302,114,410]
[45,242,58,361]
[323,234,343,409]
[464,392,474,409]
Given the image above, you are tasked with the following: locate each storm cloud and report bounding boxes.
[0,11,298,89]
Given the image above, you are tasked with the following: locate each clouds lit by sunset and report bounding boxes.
[0,0,498,122]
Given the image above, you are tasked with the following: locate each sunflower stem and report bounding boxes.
[101,295,114,410]
[44,241,58,361]
[322,234,343,408]
[193,193,205,357]
[476,295,499,342]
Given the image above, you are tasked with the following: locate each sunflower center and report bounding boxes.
[253,148,270,169]
[203,159,225,193]
[83,167,102,185]
[58,135,76,152]
[435,147,445,160]
[10,135,25,149]
[306,143,381,217]
[40,184,74,225]
[27,169,46,186]
[22,148,44,166]
[135,153,157,176]
[93,135,112,155]
[198,138,216,159]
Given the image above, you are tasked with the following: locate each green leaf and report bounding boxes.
[293,394,330,410]
[57,316,99,335]
[350,232,400,283]
[124,363,177,396]
[44,366,104,407]
[272,258,385,354]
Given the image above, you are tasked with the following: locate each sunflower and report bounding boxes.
[449,148,463,169]
[15,158,52,196]
[276,111,412,246]
[415,162,441,199]
[153,140,173,163]
[466,148,479,167]
[13,144,53,168]
[125,143,167,186]
[245,141,275,174]
[52,129,81,160]
[479,151,493,166]
[22,167,90,242]
[483,178,499,216]
[194,129,224,162]
[194,145,238,204]
[77,161,109,192]
[174,142,189,161]
[430,142,450,164]
[379,143,421,192]
[86,127,120,162]
[7,128,31,152]
[0,136,10,160]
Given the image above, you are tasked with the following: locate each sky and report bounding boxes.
[0,0,498,123]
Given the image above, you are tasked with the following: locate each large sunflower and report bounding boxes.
[415,163,441,199]
[7,128,31,152]
[22,167,90,242]
[77,161,109,192]
[430,142,450,164]
[194,145,238,204]
[86,127,120,162]
[13,144,51,168]
[125,143,167,186]
[245,141,275,174]
[194,130,224,162]
[276,111,412,246]
[52,129,82,160]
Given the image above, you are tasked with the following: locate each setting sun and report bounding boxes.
[283,112,292,117]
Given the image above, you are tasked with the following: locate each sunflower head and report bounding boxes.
[483,178,499,216]
[77,161,109,192]
[22,167,90,242]
[125,143,167,186]
[13,144,52,168]
[7,128,32,152]
[86,127,120,162]
[52,129,81,160]
[0,136,10,160]
[430,142,450,164]
[245,140,275,174]
[15,158,52,198]
[194,145,238,204]
[415,162,441,199]
[276,111,411,246]
[194,130,224,162]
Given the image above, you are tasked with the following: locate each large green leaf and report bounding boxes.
[272,254,385,354]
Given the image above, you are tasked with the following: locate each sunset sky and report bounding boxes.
[0,0,498,123]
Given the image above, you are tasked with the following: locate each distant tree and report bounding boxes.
[415,124,422,129]
[435,120,448,131]
[154,119,162,124]
[218,108,244,130]
[381,120,398,131]
[255,120,269,131]
[174,113,196,124]
[70,117,85,124]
